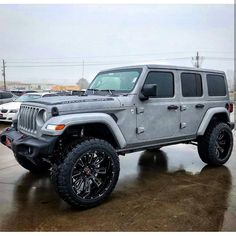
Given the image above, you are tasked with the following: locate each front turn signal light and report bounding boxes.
[46,124,65,131]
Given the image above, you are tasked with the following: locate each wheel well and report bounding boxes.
[62,123,119,149]
[210,112,230,125]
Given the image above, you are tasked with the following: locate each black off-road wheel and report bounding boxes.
[15,154,51,173]
[198,122,233,166]
[51,138,120,208]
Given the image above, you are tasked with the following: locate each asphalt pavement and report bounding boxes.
[0,122,235,231]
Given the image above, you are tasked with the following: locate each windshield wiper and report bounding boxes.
[99,89,115,95]
[86,88,99,94]
[87,89,115,95]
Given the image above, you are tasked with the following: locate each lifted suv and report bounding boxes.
[0,65,234,208]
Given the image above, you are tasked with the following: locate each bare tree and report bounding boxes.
[76,78,89,89]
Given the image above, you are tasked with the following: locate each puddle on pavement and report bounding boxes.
[0,123,235,231]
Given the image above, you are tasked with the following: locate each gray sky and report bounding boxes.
[0,4,234,85]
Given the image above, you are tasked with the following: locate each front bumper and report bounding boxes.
[0,127,58,159]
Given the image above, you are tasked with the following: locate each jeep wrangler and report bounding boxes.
[0,65,234,208]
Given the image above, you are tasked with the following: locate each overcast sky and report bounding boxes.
[0,4,234,85]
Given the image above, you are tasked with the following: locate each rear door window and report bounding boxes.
[181,73,202,97]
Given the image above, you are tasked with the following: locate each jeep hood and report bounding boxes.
[23,95,123,114]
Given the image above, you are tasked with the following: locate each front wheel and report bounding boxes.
[198,122,233,166]
[51,138,120,208]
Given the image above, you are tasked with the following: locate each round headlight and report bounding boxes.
[36,109,48,127]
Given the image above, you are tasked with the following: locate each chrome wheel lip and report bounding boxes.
[70,150,114,200]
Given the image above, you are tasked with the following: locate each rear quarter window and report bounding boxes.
[207,74,226,96]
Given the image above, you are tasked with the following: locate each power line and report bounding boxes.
[5,50,234,63]
[198,50,234,54]
[5,56,234,69]
[4,57,191,68]
[4,51,196,62]
[204,57,234,61]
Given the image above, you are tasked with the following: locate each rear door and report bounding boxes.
[179,71,207,137]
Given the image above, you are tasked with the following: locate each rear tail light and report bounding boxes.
[226,103,233,113]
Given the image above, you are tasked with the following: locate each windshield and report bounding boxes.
[16,94,41,102]
[89,68,142,93]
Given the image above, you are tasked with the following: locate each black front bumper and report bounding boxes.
[0,127,58,159]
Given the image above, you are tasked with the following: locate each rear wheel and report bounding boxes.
[51,138,120,208]
[198,122,233,166]
[15,154,51,173]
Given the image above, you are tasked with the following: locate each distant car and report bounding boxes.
[0,92,58,122]
[10,90,37,97]
[0,91,16,105]
[71,90,86,96]
[54,91,72,96]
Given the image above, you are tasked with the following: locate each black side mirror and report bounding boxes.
[140,84,157,100]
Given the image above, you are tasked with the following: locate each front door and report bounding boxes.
[136,70,181,142]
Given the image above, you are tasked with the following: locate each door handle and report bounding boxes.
[168,105,179,110]
[195,104,205,109]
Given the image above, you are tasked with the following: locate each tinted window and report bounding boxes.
[1,92,13,99]
[181,73,202,97]
[144,71,174,98]
[207,74,226,96]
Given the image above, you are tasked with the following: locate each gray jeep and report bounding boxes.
[0,65,234,208]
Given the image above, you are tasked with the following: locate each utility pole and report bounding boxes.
[82,60,84,78]
[2,59,6,90]
[192,51,203,68]
[196,51,200,68]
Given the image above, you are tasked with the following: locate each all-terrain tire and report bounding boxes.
[15,154,51,173]
[198,122,233,166]
[51,138,120,208]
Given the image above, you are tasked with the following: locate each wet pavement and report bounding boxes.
[0,122,235,231]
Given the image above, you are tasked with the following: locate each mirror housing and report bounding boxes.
[140,84,157,100]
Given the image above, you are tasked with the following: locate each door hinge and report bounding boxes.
[136,107,144,114]
[136,127,145,134]
[180,105,187,111]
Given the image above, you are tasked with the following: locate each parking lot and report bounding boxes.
[0,122,235,231]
